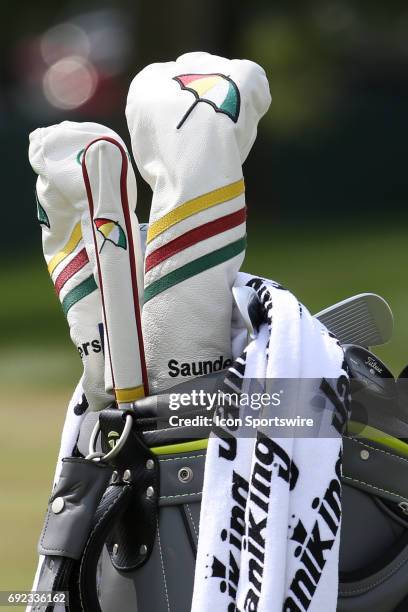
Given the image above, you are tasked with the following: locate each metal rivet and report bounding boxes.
[146,486,155,498]
[360,450,370,461]
[113,543,119,556]
[51,497,65,514]
[146,459,154,470]
[140,544,148,555]
[178,467,193,483]
[111,471,119,483]
[123,469,132,482]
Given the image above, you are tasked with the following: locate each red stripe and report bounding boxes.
[95,218,111,228]
[116,141,150,396]
[54,248,89,296]
[82,137,149,397]
[145,206,246,273]
[176,74,215,86]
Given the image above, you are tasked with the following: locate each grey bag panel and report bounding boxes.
[99,451,205,612]
[158,451,205,505]
[338,487,408,611]
[183,502,201,549]
[338,438,408,612]
[99,504,199,612]
[338,548,408,612]
[339,486,404,574]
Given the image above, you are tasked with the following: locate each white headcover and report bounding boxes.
[29,121,140,409]
[126,52,271,392]
[82,138,147,404]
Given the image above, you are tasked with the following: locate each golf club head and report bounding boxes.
[315,293,393,348]
[233,288,393,349]
[342,344,408,440]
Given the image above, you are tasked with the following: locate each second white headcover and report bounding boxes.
[82,137,148,405]
[126,51,271,392]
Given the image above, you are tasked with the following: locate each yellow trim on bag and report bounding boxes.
[115,385,145,403]
[151,438,208,456]
[48,223,82,275]
[347,421,408,458]
[146,179,245,244]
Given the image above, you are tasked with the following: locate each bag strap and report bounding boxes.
[79,484,133,611]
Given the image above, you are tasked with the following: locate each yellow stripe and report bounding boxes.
[99,222,115,238]
[151,438,208,456]
[115,385,145,403]
[48,223,82,275]
[189,76,221,96]
[147,178,245,244]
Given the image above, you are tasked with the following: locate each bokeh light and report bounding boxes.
[9,9,131,118]
[42,55,97,110]
[40,23,91,65]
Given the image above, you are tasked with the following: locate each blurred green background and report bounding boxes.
[0,0,407,597]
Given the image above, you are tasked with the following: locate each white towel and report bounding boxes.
[192,275,349,612]
[126,51,271,393]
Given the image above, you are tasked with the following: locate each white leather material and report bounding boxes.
[126,52,271,392]
[83,138,147,403]
[28,121,135,410]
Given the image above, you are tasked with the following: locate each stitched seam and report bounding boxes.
[159,454,206,463]
[157,517,171,612]
[342,476,407,501]
[185,504,198,539]
[41,501,77,554]
[40,508,65,553]
[160,491,203,500]
[345,436,408,465]
[339,550,408,595]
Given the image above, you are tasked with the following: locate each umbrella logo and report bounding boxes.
[94,218,127,252]
[173,73,241,129]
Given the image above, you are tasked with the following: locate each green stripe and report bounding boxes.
[348,421,408,458]
[144,236,246,303]
[62,275,97,316]
[152,439,208,456]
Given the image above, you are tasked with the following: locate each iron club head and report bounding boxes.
[233,287,393,349]
[315,293,393,348]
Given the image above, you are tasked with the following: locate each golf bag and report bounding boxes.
[35,345,408,612]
